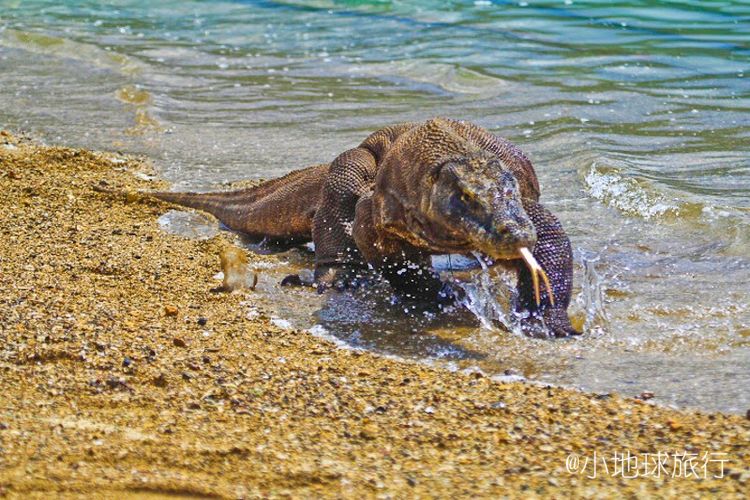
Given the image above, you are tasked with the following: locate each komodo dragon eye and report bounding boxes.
[457,191,483,214]
[449,192,473,215]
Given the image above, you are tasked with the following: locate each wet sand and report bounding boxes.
[0,132,748,498]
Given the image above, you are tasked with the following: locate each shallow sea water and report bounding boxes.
[1,0,748,413]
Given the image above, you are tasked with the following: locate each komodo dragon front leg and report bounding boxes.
[352,193,452,296]
[312,146,378,289]
[352,193,455,303]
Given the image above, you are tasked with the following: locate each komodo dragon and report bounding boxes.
[154,117,580,337]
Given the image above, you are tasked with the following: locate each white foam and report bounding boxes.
[270,317,293,329]
[584,164,679,220]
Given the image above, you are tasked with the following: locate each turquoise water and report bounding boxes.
[1,1,748,413]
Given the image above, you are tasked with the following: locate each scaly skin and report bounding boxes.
[154,118,579,337]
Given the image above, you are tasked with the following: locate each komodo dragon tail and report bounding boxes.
[151,162,329,241]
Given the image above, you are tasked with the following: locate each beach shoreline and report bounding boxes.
[1,132,748,497]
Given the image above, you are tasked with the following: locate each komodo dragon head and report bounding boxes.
[416,154,536,259]
[410,153,554,305]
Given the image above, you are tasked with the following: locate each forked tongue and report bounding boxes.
[518,247,555,307]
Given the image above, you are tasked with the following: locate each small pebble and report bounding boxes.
[152,373,169,388]
[105,377,125,390]
[667,419,683,431]
[360,424,378,440]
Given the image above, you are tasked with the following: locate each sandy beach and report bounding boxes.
[0,131,748,498]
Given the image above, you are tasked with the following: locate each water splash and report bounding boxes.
[576,248,609,334]
[455,252,516,333]
[584,163,679,220]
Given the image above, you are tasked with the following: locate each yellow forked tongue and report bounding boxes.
[519,247,555,307]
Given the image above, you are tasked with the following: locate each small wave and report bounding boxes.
[0,28,142,76]
[584,163,680,220]
[114,84,164,135]
[348,60,508,97]
[0,29,163,136]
